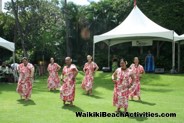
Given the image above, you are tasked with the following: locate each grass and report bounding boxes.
[0,72,184,123]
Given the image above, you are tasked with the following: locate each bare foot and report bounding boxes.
[115,108,121,113]
[63,101,66,105]
[124,108,127,113]
[89,90,93,95]
[70,102,74,106]
[138,97,141,101]
[25,98,29,101]
[130,96,133,100]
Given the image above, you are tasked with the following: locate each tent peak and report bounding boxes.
[94,5,174,44]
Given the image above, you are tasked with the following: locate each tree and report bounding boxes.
[5,0,65,63]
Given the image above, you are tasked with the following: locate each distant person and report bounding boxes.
[11,63,19,71]
[112,55,118,72]
[145,50,155,72]
[16,57,34,101]
[60,57,78,106]
[81,55,99,95]
[47,57,61,91]
[0,62,10,82]
[112,58,136,112]
[0,62,9,74]
[11,63,19,82]
[129,57,145,101]
[5,64,14,82]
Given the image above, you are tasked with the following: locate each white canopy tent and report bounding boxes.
[0,37,15,65]
[175,34,184,43]
[0,37,15,52]
[175,34,184,72]
[0,37,15,64]
[93,6,176,71]
[0,37,16,81]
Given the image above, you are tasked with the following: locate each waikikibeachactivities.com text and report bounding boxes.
[76,112,176,118]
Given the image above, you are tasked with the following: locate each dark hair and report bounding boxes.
[113,59,118,62]
[22,57,28,61]
[120,58,126,62]
[87,55,93,61]
[120,58,128,65]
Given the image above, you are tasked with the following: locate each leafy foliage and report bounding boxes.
[0,0,184,71]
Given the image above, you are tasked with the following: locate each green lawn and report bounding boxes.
[0,72,184,123]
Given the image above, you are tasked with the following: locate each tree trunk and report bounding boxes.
[11,0,28,57]
[64,0,71,57]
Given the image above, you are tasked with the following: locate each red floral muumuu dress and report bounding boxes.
[16,63,34,99]
[129,64,144,97]
[81,62,98,91]
[60,64,78,102]
[47,63,61,89]
[113,68,136,108]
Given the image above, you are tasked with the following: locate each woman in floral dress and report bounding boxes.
[81,55,99,95]
[60,57,78,106]
[129,57,144,100]
[112,58,136,112]
[16,57,34,101]
[47,57,61,91]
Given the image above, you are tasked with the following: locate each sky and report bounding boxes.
[1,0,100,12]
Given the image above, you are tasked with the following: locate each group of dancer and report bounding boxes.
[112,57,144,112]
[16,55,144,112]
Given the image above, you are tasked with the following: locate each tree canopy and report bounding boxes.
[0,0,184,71]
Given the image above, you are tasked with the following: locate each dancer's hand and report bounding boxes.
[112,79,116,84]
[29,77,34,83]
[72,77,75,81]
[127,83,132,89]
[29,76,34,80]
[92,72,95,76]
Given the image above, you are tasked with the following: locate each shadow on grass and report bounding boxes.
[143,84,169,87]
[32,78,60,94]
[141,74,163,86]
[130,100,156,106]
[0,83,17,92]
[141,87,172,93]
[1,72,180,94]
[62,104,84,112]
[78,71,85,76]
[17,99,36,106]
[93,72,162,91]
[81,93,103,99]
[128,116,148,122]
[161,73,184,77]
[49,90,60,93]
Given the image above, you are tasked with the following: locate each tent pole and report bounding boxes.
[178,42,180,73]
[13,51,16,82]
[108,41,110,68]
[171,31,175,73]
[93,43,95,62]
[13,51,15,63]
